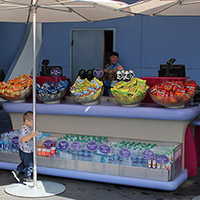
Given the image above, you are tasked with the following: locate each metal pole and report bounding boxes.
[32,1,37,189]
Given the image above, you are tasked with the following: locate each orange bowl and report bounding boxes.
[149,91,195,108]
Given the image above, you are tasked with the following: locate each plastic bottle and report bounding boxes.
[65,137,72,160]
[90,137,98,162]
[123,147,132,166]
[138,148,144,167]
[1,134,4,151]
[55,138,61,158]
[67,137,73,158]
[78,140,83,161]
[132,148,138,167]
[59,137,69,159]
[118,146,123,165]
[4,133,10,152]
[108,146,113,164]
[71,140,78,160]
[11,132,19,153]
[80,139,85,161]
[100,152,107,164]
[113,144,119,165]
[84,140,90,161]
[94,139,101,163]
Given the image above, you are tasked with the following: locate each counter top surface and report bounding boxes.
[3,97,200,121]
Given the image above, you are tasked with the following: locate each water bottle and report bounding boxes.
[11,132,19,153]
[4,133,10,152]
[78,141,83,161]
[118,146,123,165]
[100,153,107,163]
[84,141,90,161]
[79,139,85,161]
[113,144,119,165]
[108,146,113,164]
[66,137,72,160]
[71,140,79,160]
[132,148,138,166]
[55,138,61,158]
[122,147,132,166]
[138,148,144,167]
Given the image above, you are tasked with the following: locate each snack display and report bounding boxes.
[0,74,32,102]
[70,76,103,105]
[111,77,149,106]
[36,80,68,103]
[149,80,198,108]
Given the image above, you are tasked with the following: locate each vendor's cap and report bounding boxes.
[110,52,119,57]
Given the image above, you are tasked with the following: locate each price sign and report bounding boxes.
[99,145,110,154]
[12,136,19,145]
[156,155,169,164]
[71,142,82,151]
[58,141,69,150]
[119,148,131,158]
[43,140,54,149]
[143,150,155,160]
[50,68,62,77]
[87,142,98,151]
[93,68,103,78]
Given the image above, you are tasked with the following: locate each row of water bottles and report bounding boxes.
[0,130,48,153]
[1,131,175,169]
[0,130,20,152]
[46,134,175,168]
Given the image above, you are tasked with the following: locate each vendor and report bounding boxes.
[105,52,124,70]
[103,52,124,96]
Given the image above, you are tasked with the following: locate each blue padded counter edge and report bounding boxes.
[3,102,200,121]
[191,117,200,126]
[0,162,188,191]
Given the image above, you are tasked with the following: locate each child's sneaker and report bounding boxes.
[12,170,20,182]
[23,177,33,183]
[23,177,33,186]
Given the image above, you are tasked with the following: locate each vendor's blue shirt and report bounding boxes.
[105,63,123,70]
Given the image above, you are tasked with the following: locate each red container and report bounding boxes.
[141,77,189,103]
[36,76,67,86]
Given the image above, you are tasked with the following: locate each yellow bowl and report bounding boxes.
[111,90,147,107]
[72,87,104,105]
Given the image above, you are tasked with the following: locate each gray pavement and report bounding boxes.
[0,168,200,200]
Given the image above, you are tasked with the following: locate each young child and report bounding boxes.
[12,111,37,183]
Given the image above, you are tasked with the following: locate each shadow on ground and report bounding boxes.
[0,168,200,200]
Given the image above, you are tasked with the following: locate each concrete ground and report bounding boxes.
[0,168,200,200]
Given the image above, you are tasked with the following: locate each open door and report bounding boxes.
[71,29,104,82]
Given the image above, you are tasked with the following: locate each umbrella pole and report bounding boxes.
[32,2,37,189]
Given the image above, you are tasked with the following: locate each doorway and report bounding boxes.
[70,29,115,82]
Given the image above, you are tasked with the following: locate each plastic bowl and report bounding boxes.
[0,86,32,102]
[36,88,67,104]
[149,92,194,108]
[72,87,104,105]
[111,90,147,107]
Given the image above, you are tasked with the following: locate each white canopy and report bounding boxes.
[0,0,133,23]
[125,0,200,16]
